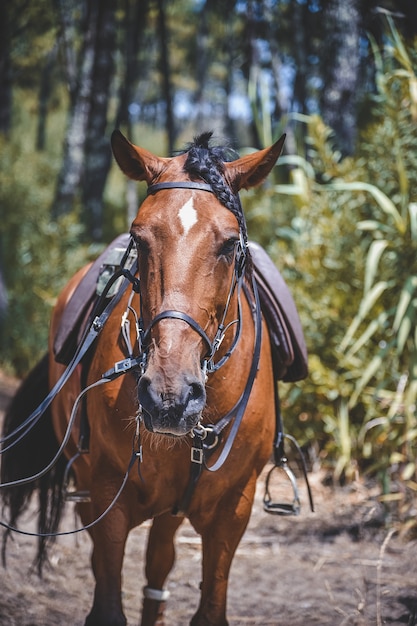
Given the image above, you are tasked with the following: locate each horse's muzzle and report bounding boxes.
[138,375,206,436]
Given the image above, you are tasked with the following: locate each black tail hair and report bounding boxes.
[1,354,67,574]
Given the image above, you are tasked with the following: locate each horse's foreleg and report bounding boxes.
[81,496,131,626]
[141,512,184,626]
[190,477,257,626]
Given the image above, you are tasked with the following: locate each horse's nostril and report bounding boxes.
[137,376,155,409]
[189,382,205,404]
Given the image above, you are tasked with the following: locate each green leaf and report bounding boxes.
[397,312,413,355]
[278,155,316,180]
[343,310,389,360]
[386,14,414,73]
[348,351,386,409]
[357,220,390,233]
[340,281,391,352]
[409,203,417,242]
[359,280,392,317]
[322,181,405,233]
[392,276,417,332]
[364,240,389,295]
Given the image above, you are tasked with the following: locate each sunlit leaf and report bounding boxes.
[342,311,389,360]
[392,276,417,331]
[364,240,389,295]
[348,351,387,409]
[401,463,416,481]
[278,155,315,180]
[322,181,404,233]
[409,203,417,241]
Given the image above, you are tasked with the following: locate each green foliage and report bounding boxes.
[245,19,417,522]
[2,7,417,528]
[0,89,95,376]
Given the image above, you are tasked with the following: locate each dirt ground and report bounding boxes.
[0,371,416,626]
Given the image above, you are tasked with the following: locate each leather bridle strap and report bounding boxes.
[142,310,213,357]
[147,181,214,195]
[205,275,262,472]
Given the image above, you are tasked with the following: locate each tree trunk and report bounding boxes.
[320,0,361,155]
[82,0,116,241]
[116,0,149,131]
[157,0,174,154]
[115,0,150,231]
[54,0,80,106]
[36,46,57,151]
[292,0,309,116]
[52,0,99,218]
[194,0,209,133]
[0,1,13,137]
[244,0,262,149]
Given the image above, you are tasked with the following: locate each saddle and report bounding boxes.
[53,235,308,383]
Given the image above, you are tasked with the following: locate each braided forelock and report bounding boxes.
[183,133,252,275]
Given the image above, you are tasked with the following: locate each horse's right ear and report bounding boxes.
[111,130,168,184]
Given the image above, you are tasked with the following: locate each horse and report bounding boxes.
[1,129,287,626]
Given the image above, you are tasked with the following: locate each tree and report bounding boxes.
[82,0,117,241]
[320,0,361,155]
[51,0,119,241]
[157,0,175,153]
[52,0,100,219]
[0,1,12,137]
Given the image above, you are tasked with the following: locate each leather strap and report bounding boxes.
[205,275,262,473]
[0,261,139,456]
[143,309,213,356]
[147,181,214,195]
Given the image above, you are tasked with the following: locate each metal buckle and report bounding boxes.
[191,447,204,464]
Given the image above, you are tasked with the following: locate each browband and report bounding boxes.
[147,181,214,195]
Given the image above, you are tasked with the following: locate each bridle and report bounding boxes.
[124,180,249,381]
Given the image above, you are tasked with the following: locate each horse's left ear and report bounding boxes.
[224,134,286,192]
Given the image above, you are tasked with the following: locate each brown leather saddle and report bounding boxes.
[54,235,308,383]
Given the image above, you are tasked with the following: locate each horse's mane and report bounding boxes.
[182,132,250,255]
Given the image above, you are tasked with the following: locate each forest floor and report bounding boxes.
[0,370,416,626]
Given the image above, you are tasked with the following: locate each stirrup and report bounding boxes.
[263,460,301,516]
[63,451,91,503]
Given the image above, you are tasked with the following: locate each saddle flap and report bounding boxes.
[53,233,132,365]
[249,241,308,382]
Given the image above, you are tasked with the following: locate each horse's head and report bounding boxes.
[111,130,285,436]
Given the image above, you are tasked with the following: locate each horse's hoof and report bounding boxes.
[84,610,127,626]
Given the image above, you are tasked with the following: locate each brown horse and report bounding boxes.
[2,130,286,626]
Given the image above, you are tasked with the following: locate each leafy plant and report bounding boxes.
[246,18,417,521]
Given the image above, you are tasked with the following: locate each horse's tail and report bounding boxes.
[1,354,67,573]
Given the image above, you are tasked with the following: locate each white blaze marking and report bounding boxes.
[178,197,198,235]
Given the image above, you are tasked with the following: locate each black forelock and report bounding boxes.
[189,131,214,150]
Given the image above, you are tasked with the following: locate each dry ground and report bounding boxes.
[0,371,416,626]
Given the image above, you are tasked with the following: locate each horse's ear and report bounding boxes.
[111,130,168,183]
[224,134,286,192]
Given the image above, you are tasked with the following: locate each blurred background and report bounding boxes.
[0,0,417,528]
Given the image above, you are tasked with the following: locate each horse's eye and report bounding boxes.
[219,238,238,260]
[133,236,149,255]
